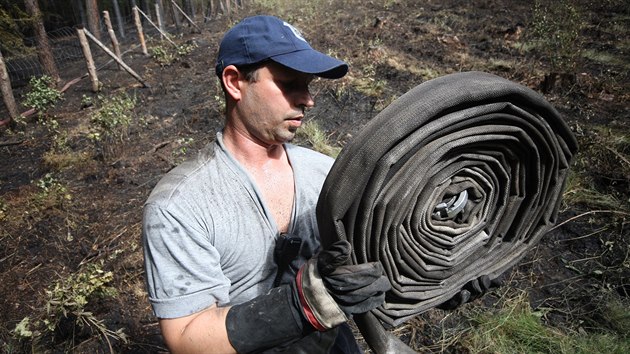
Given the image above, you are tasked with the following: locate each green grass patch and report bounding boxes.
[582,49,630,70]
[296,120,341,158]
[463,292,630,354]
[563,124,630,211]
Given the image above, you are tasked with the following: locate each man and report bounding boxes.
[142,15,390,353]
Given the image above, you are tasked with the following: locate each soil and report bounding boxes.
[1,0,629,353]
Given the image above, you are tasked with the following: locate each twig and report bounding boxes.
[605,146,630,167]
[152,140,172,152]
[136,175,161,189]
[0,140,24,147]
[549,210,630,231]
[540,274,586,288]
[555,226,607,243]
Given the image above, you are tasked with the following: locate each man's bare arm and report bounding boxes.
[158,241,390,354]
[159,305,235,354]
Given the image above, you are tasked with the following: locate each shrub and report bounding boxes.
[23,75,63,116]
[88,92,137,159]
[529,0,583,74]
[11,261,127,350]
[89,93,136,139]
[151,42,198,66]
[33,173,72,209]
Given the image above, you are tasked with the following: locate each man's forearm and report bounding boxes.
[159,285,309,354]
[160,305,236,354]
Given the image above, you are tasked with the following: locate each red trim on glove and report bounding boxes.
[296,266,327,331]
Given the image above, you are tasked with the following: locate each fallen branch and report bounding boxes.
[0,139,24,147]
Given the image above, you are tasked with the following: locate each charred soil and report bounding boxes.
[1,0,629,353]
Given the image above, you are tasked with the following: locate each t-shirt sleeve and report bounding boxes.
[142,203,231,319]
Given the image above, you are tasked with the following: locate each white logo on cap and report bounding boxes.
[283,22,306,42]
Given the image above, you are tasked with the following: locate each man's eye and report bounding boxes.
[280,81,297,90]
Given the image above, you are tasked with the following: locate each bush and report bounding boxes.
[23,75,63,116]
[529,0,583,74]
[10,262,126,351]
[151,42,198,66]
[88,92,137,159]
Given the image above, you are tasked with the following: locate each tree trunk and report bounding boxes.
[172,0,182,31]
[85,0,101,41]
[0,49,19,123]
[111,0,126,39]
[187,0,196,21]
[24,0,60,83]
[72,0,87,26]
[142,0,152,20]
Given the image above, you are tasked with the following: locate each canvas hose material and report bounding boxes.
[316,71,577,351]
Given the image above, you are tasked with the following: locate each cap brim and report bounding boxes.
[271,49,348,79]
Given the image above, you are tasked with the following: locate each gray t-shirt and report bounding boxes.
[142,131,334,319]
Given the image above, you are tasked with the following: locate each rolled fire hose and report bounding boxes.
[316,71,578,352]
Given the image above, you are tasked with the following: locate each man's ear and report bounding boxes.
[222,65,242,101]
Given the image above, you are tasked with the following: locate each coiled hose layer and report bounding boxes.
[316,71,578,328]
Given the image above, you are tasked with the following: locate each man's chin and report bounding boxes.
[284,128,298,141]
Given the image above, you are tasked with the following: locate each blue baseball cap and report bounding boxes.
[215,15,348,79]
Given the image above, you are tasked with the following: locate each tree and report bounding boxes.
[0,48,19,126]
[85,0,101,41]
[0,5,28,57]
[24,0,60,83]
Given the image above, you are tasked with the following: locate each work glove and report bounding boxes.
[437,274,503,310]
[226,240,390,353]
[297,240,391,330]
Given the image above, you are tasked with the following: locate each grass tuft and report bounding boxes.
[464,291,630,354]
[296,120,341,158]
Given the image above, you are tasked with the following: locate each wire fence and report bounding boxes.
[6,27,85,84]
[0,1,246,121]
[3,5,212,86]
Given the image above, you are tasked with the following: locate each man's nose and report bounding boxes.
[297,88,314,109]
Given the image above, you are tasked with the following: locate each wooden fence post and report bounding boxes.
[82,28,150,88]
[133,7,149,56]
[77,28,100,92]
[103,11,122,70]
[0,49,19,123]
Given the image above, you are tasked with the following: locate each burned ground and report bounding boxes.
[1,0,629,353]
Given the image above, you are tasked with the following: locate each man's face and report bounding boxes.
[234,62,315,147]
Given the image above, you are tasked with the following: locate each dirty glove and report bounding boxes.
[438,274,502,310]
[226,240,390,353]
[297,240,391,330]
